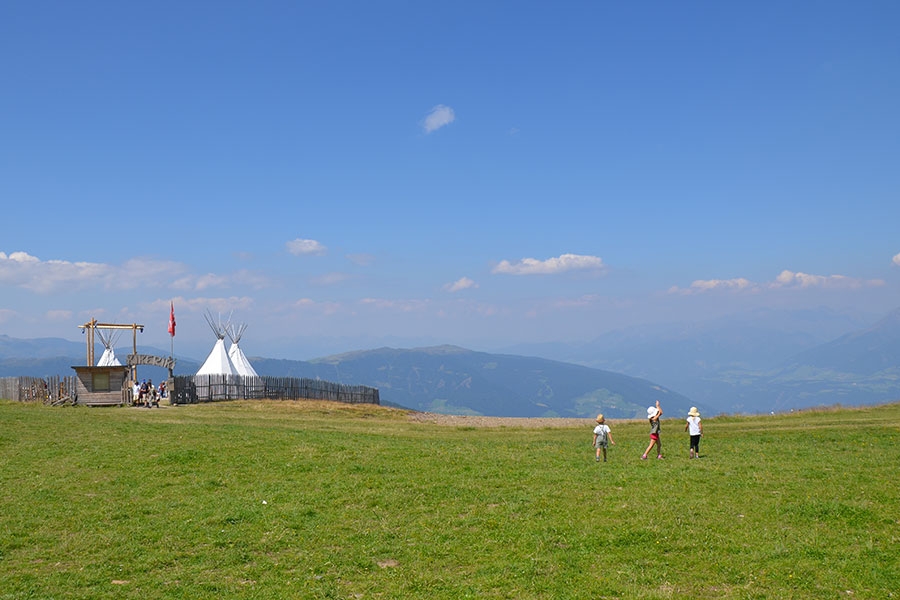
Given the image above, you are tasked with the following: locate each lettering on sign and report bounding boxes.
[127,354,176,370]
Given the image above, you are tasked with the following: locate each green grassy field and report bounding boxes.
[0,399,897,599]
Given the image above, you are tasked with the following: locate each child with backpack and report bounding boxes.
[592,414,615,462]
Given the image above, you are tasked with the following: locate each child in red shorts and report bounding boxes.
[641,400,663,460]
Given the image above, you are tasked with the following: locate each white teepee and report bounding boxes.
[196,311,239,376]
[227,322,259,377]
[96,329,122,366]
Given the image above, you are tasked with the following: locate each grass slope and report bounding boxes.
[0,400,897,599]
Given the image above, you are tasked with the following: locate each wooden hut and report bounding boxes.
[71,365,131,406]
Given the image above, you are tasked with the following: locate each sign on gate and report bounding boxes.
[127,354,176,371]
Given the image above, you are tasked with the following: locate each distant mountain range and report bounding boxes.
[501,307,900,414]
[2,306,898,416]
[786,309,900,375]
[253,345,695,419]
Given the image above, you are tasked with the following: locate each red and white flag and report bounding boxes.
[168,301,176,337]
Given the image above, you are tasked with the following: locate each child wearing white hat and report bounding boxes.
[641,400,663,460]
[684,407,702,458]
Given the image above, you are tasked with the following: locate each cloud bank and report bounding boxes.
[0,251,189,294]
[669,270,884,295]
[0,250,270,295]
[493,253,605,275]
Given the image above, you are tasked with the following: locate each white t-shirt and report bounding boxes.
[593,423,610,444]
[686,416,702,436]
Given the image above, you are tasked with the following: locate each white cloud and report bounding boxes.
[0,250,273,335]
[422,104,456,134]
[286,238,327,256]
[0,251,109,293]
[0,251,38,264]
[492,253,605,276]
[0,251,198,294]
[444,277,478,292]
[675,278,756,295]
[770,270,883,289]
[893,253,900,267]
[669,270,883,295]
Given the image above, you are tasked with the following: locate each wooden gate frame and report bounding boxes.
[126,354,176,404]
[79,319,145,380]
[126,354,176,377]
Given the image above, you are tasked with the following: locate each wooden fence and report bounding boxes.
[173,374,379,406]
[0,376,78,406]
[0,374,379,407]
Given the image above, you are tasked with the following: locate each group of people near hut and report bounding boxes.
[131,378,166,408]
[591,400,703,462]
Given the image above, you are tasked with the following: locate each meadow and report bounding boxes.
[0,399,897,599]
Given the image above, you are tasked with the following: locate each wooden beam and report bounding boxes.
[78,321,144,370]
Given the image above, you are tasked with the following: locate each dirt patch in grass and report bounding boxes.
[407,412,590,428]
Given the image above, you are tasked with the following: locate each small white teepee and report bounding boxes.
[196,311,238,376]
[96,329,122,366]
[227,322,259,377]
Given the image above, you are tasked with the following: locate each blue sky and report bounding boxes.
[2,1,899,360]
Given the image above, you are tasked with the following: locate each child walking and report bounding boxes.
[685,406,702,458]
[592,414,615,462]
[641,400,663,460]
